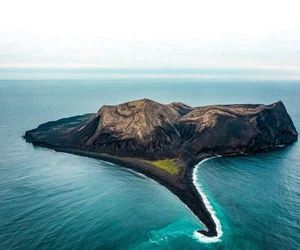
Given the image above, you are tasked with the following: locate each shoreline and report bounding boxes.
[24,135,298,243]
[192,157,223,243]
[24,138,219,239]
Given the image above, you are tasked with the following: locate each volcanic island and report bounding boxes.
[24,99,298,238]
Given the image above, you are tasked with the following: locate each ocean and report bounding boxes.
[0,70,299,249]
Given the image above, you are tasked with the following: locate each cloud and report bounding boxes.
[1,0,300,68]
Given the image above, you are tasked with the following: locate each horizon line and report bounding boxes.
[1,65,300,71]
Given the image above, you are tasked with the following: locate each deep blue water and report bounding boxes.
[0,78,299,249]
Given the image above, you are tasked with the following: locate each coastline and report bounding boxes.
[24,137,219,239]
[192,157,223,243]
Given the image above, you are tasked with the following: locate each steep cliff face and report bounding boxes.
[25,99,298,160]
[179,101,298,156]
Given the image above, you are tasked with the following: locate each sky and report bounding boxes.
[0,0,300,69]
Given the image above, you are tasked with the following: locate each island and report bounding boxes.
[24,99,298,238]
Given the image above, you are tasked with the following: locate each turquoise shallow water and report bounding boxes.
[0,77,300,249]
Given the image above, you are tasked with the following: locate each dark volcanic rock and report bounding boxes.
[179,101,298,156]
[25,99,297,158]
[24,99,298,238]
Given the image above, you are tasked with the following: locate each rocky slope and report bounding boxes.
[25,99,298,159]
[24,99,298,237]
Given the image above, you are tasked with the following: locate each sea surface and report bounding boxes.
[0,70,300,249]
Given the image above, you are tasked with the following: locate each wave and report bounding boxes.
[192,156,223,243]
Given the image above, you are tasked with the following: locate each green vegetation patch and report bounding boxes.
[145,159,180,175]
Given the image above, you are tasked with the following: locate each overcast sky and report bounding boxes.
[1,0,300,69]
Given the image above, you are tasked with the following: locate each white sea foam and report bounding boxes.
[192,156,223,243]
[98,155,224,244]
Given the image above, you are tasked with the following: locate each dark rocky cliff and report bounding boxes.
[25,99,298,160]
